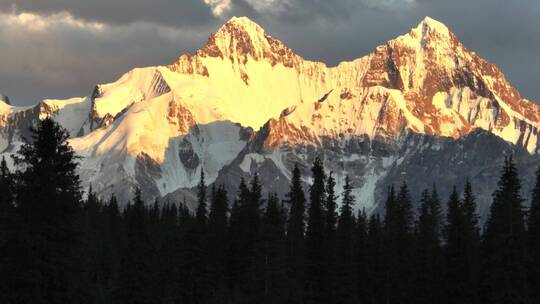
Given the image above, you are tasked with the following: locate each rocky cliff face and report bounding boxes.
[1,16,539,212]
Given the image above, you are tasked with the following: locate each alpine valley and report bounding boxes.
[1,16,539,217]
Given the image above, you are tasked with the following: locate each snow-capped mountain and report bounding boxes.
[1,16,539,214]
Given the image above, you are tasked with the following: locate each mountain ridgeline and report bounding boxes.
[0,16,540,216]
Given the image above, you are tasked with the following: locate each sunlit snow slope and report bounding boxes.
[1,16,539,205]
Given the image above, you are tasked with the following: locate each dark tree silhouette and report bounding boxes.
[305,157,326,304]
[335,176,358,304]
[8,118,85,304]
[482,156,529,304]
[529,168,540,300]
[285,164,306,304]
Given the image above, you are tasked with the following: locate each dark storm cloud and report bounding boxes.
[0,0,216,27]
[0,12,213,104]
[0,0,539,105]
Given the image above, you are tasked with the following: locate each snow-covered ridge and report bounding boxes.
[0,16,539,202]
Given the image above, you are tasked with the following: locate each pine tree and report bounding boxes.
[185,170,210,303]
[156,202,181,303]
[384,183,415,304]
[285,164,306,304]
[429,185,443,235]
[335,176,358,304]
[228,176,263,303]
[0,156,13,236]
[178,204,201,303]
[261,193,288,304]
[245,175,265,302]
[442,183,480,304]
[207,185,230,303]
[228,178,250,297]
[7,118,85,303]
[382,185,396,304]
[461,180,481,303]
[462,180,480,237]
[0,156,15,303]
[529,167,540,300]
[366,214,385,304]
[196,169,208,229]
[482,156,529,304]
[323,172,338,304]
[114,188,157,304]
[82,186,107,302]
[355,209,368,304]
[444,186,466,303]
[102,195,123,301]
[414,187,443,304]
[0,156,13,215]
[305,157,326,304]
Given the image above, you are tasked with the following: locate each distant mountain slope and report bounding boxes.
[0,16,539,212]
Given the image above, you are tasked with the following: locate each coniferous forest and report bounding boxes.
[1,118,540,304]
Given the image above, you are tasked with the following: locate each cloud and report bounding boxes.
[243,0,291,14]
[0,0,216,28]
[2,10,105,32]
[204,0,233,16]
[0,10,212,104]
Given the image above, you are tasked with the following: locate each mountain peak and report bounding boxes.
[191,16,299,67]
[410,16,452,42]
[225,16,262,29]
[418,16,449,32]
[215,16,266,38]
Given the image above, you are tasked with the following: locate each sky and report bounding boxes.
[0,0,539,106]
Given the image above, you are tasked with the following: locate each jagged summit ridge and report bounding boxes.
[223,16,265,32]
[417,16,451,35]
[171,16,300,73]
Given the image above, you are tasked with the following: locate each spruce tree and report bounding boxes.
[285,164,306,304]
[82,186,106,302]
[261,193,288,304]
[335,176,358,304]
[396,182,415,304]
[444,186,466,304]
[8,118,85,303]
[305,157,326,304]
[323,172,338,304]
[245,175,264,302]
[114,188,157,304]
[461,180,481,303]
[442,183,480,304]
[0,156,14,303]
[366,214,385,304]
[0,156,13,216]
[196,169,208,229]
[156,202,181,302]
[207,185,230,302]
[529,167,540,300]
[228,178,250,298]
[414,187,443,304]
[355,209,368,304]
[228,176,263,302]
[0,156,13,238]
[382,185,396,304]
[102,195,123,301]
[482,156,529,304]
[188,170,210,303]
[384,183,415,304]
[178,203,202,303]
